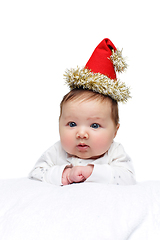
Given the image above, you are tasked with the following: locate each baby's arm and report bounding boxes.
[86,143,136,185]
[29,143,69,186]
[62,165,94,185]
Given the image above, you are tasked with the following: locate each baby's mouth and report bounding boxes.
[77,143,89,151]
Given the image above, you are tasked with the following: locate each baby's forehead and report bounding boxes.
[62,97,112,118]
[64,95,111,107]
[68,92,112,105]
[59,90,114,120]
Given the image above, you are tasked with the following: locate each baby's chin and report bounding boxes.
[69,152,106,160]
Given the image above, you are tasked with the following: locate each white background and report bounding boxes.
[0,0,160,182]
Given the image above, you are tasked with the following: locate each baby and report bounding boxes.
[29,38,136,186]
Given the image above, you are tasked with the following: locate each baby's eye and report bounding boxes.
[90,123,100,129]
[68,122,77,127]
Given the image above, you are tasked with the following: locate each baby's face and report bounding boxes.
[59,98,119,159]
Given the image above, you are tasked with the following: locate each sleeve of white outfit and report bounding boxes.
[28,142,69,186]
[86,142,136,185]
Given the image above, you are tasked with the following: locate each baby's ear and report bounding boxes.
[114,123,120,138]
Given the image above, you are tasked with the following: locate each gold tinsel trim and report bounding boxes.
[64,67,131,103]
[110,49,128,73]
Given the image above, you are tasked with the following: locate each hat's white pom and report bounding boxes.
[110,49,128,73]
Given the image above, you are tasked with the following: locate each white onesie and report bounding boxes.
[29,141,136,186]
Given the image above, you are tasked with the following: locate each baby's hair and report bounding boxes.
[59,88,119,126]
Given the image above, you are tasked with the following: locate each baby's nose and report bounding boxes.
[76,128,89,139]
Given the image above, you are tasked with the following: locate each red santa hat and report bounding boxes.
[64,38,130,103]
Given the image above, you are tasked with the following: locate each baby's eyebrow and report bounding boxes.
[64,115,78,120]
[87,117,102,121]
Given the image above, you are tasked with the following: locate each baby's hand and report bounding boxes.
[68,166,86,183]
[62,167,72,185]
[62,165,94,185]
[80,165,94,179]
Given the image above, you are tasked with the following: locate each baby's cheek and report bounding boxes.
[93,135,111,152]
[60,134,73,151]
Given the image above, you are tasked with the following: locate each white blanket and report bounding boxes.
[0,178,160,240]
